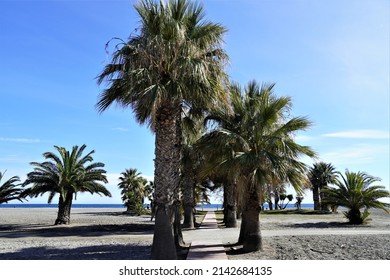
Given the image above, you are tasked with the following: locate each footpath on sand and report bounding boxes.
[185,211,228,260]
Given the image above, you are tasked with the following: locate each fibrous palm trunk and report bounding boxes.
[274,190,280,210]
[313,185,320,210]
[151,101,182,260]
[55,192,73,225]
[320,186,329,212]
[182,154,195,229]
[238,188,262,252]
[224,183,237,227]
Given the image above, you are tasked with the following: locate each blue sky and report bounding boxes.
[1,0,389,205]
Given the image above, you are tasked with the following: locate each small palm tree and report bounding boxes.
[22,145,111,225]
[308,162,337,211]
[0,171,24,204]
[323,170,390,224]
[118,168,148,215]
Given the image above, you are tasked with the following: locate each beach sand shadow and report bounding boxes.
[0,223,154,238]
[281,221,367,228]
[0,244,152,260]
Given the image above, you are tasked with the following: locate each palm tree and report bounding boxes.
[199,81,316,252]
[118,168,148,214]
[323,170,390,224]
[0,171,24,204]
[96,0,228,259]
[22,145,111,225]
[308,162,337,211]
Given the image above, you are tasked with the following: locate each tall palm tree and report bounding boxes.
[308,162,337,211]
[0,171,24,204]
[96,0,228,259]
[199,81,316,252]
[118,168,148,214]
[323,170,390,224]
[22,145,111,225]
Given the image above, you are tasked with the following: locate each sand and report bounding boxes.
[0,208,153,260]
[227,209,390,260]
[0,207,389,260]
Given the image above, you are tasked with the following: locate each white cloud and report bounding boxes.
[112,127,128,132]
[0,137,41,143]
[320,144,388,166]
[322,130,389,139]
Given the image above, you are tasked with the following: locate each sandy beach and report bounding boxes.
[0,207,389,260]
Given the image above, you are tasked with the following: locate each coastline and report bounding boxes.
[0,207,389,260]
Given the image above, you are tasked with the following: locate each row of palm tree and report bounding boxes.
[94,0,313,257]
[93,0,389,259]
[3,0,386,260]
[96,0,228,259]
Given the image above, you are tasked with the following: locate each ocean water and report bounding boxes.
[0,203,314,209]
[196,203,314,210]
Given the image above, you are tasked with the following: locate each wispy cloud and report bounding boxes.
[112,128,128,132]
[322,130,389,139]
[0,137,41,143]
[320,144,388,166]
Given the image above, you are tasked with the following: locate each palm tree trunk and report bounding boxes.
[274,191,280,210]
[313,186,320,210]
[151,101,182,260]
[182,156,195,229]
[268,200,273,210]
[224,183,237,227]
[174,200,186,248]
[55,192,73,225]
[239,188,262,252]
[320,186,329,212]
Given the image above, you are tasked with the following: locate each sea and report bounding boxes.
[0,203,315,209]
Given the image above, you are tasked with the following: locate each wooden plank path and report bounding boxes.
[186,211,228,260]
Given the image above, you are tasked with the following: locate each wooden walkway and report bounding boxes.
[186,211,228,260]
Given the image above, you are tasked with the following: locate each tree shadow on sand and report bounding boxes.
[0,244,151,260]
[280,221,372,229]
[72,211,146,217]
[0,223,154,238]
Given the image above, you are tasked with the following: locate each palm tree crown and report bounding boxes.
[323,170,390,224]
[200,81,315,191]
[96,0,228,127]
[0,171,23,204]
